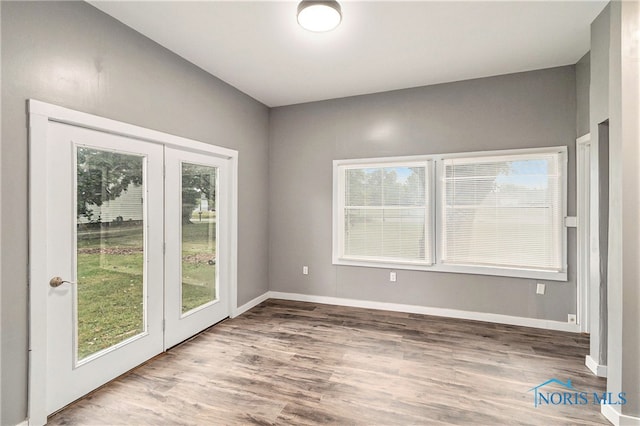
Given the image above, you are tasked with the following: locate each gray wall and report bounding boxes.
[269,66,578,321]
[606,1,640,418]
[1,2,269,424]
[576,52,591,137]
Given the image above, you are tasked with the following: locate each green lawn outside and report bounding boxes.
[76,222,216,360]
[181,220,217,313]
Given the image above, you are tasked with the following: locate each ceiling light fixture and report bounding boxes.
[297,1,342,32]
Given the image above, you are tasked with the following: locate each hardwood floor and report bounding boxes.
[49,299,608,425]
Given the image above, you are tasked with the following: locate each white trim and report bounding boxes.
[576,134,592,333]
[333,146,567,167]
[588,130,603,364]
[228,154,239,321]
[561,147,569,275]
[576,133,592,144]
[28,100,237,159]
[602,404,640,426]
[14,421,29,426]
[232,292,270,318]
[333,259,567,281]
[28,113,50,426]
[27,100,239,424]
[267,291,580,332]
[585,354,608,377]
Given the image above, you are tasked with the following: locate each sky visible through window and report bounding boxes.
[496,159,551,189]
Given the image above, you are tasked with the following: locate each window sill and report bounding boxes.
[333,257,567,282]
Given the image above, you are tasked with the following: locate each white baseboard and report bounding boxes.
[267,291,581,332]
[232,291,269,318]
[602,404,640,426]
[586,354,608,377]
[15,420,28,426]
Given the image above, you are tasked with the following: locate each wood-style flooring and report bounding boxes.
[49,299,608,425]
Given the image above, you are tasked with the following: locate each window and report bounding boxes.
[333,147,567,281]
[440,152,564,272]
[335,160,433,266]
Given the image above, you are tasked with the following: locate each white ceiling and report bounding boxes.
[89,1,607,107]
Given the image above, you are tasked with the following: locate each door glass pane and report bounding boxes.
[181,163,218,314]
[76,147,145,360]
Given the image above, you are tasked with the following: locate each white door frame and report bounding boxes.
[576,133,592,333]
[28,99,238,425]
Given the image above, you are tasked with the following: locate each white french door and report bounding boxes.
[45,122,165,414]
[164,148,230,348]
[33,106,235,421]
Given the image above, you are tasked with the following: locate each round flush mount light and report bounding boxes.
[297,1,342,32]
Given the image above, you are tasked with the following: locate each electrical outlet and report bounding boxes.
[302,266,309,275]
[568,314,577,324]
[536,283,546,295]
[389,271,397,282]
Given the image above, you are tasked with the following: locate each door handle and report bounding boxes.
[49,276,75,288]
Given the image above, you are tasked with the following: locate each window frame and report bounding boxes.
[333,157,435,268]
[333,146,568,281]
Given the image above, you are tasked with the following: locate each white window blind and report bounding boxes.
[341,162,432,264]
[441,152,563,272]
